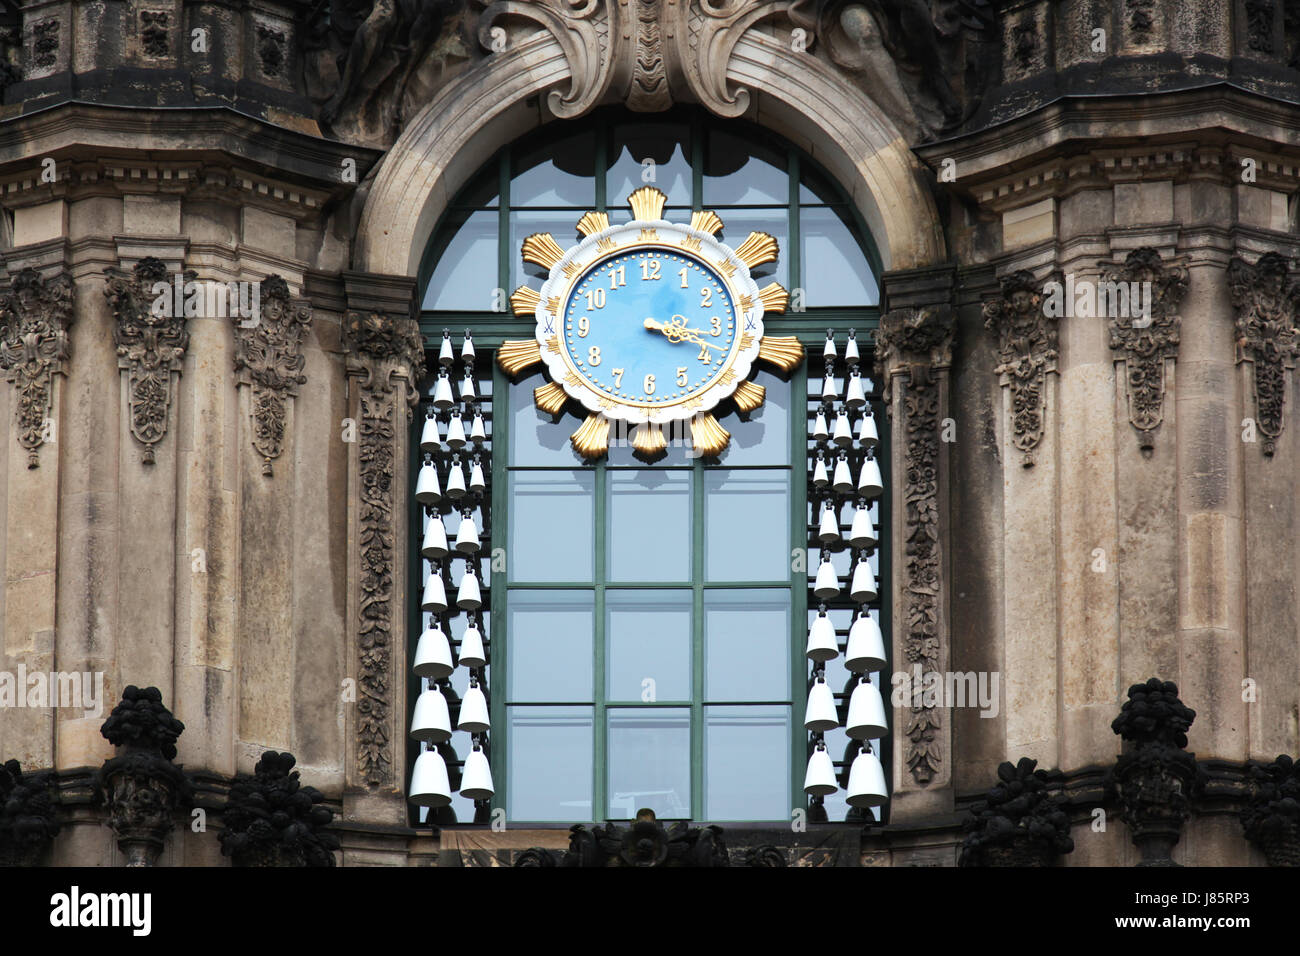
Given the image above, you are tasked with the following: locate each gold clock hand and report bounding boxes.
[644,316,725,350]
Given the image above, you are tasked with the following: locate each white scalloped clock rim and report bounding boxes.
[534,219,767,426]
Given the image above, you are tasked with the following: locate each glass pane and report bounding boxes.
[704,589,790,701]
[607,708,691,819]
[512,132,596,207]
[717,208,788,287]
[608,123,691,207]
[704,130,787,205]
[508,706,593,821]
[720,369,790,466]
[607,470,690,582]
[704,470,790,581]
[508,471,594,581]
[798,161,842,205]
[446,729,478,824]
[509,373,582,466]
[507,590,594,702]
[607,589,692,702]
[800,206,879,306]
[705,706,790,820]
[422,210,497,311]
[510,210,582,290]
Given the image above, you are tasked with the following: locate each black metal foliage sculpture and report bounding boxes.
[959,757,1074,866]
[96,685,191,867]
[219,751,340,867]
[1108,678,1205,867]
[0,760,60,866]
[1241,754,1300,867]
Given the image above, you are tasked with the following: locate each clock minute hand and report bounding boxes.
[643,316,725,351]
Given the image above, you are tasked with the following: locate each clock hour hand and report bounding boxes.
[643,316,725,351]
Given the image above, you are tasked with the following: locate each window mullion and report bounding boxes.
[691,455,704,820]
[791,360,809,819]
[593,458,608,820]
[489,357,508,819]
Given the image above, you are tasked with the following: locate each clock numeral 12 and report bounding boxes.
[640,258,662,281]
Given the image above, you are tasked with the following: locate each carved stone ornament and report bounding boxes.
[233,276,312,476]
[874,306,954,785]
[219,751,340,867]
[959,757,1074,867]
[342,311,426,788]
[1104,248,1189,454]
[983,270,1055,468]
[1227,252,1300,457]
[0,268,73,468]
[0,759,60,867]
[514,809,763,867]
[104,257,192,465]
[1241,753,1300,866]
[96,685,191,867]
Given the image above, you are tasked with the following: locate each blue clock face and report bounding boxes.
[563,248,738,407]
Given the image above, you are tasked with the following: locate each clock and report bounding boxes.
[497,187,804,460]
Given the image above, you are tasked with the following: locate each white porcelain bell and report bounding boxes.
[850,556,878,604]
[458,680,490,733]
[804,676,839,731]
[433,370,455,410]
[445,455,466,499]
[817,502,840,546]
[845,746,888,808]
[410,686,452,743]
[845,612,887,673]
[415,458,441,505]
[421,570,448,614]
[458,618,487,669]
[832,453,854,494]
[445,411,466,449]
[821,372,837,401]
[413,624,454,679]
[844,329,859,363]
[456,565,482,610]
[470,408,486,443]
[409,748,452,807]
[846,370,866,409]
[459,745,494,800]
[469,456,486,493]
[460,371,476,401]
[823,330,837,359]
[813,555,839,600]
[805,609,839,663]
[848,504,876,550]
[858,456,883,498]
[846,678,888,740]
[812,451,829,489]
[803,744,838,796]
[858,413,879,448]
[833,407,853,446]
[812,408,830,442]
[422,512,450,559]
[461,331,476,362]
[454,511,481,554]
[420,413,441,453]
[438,329,455,366]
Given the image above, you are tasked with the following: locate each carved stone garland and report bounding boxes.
[104,257,192,465]
[343,311,426,788]
[875,306,954,785]
[1104,247,1188,454]
[233,276,312,476]
[0,268,73,468]
[982,271,1055,468]
[1227,252,1300,457]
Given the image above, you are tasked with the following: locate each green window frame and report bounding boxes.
[410,107,888,826]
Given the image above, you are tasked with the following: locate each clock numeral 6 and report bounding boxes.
[676,366,688,387]
[588,345,601,366]
[643,373,656,395]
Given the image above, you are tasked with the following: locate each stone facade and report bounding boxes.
[0,0,1296,866]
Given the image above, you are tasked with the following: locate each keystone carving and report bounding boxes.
[0,268,73,469]
[232,276,312,476]
[1104,248,1188,454]
[875,305,954,785]
[104,257,192,465]
[1227,252,1300,457]
[983,271,1055,468]
[343,311,426,788]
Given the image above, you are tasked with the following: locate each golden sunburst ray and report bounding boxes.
[732,379,767,413]
[690,210,724,236]
[497,339,542,376]
[521,233,566,271]
[510,285,540,316]
[576,211,610,237]
[757,335,804,373]
[733,231,779,270]
[628,186,667,221]
[758,282,789,314]
[632,422,666,460]
[571,413,610,459]
[533,381,567,415]
[690,413,731,458]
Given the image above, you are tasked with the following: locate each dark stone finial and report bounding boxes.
[219,751,340,867]
[959,757,1074,867]
[0,760,60,866]
[1241,754,1300,866]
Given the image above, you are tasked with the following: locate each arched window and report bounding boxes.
[411,109,888,827]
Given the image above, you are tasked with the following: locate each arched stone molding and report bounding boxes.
[355,18,945,278]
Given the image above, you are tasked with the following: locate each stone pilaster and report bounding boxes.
[875,267,956,819]
[340,274,423,832]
